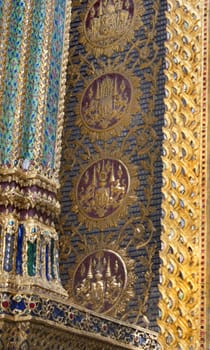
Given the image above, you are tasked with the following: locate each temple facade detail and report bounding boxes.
[0,0,209,349]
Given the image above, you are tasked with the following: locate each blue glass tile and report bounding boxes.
[50,238,55,279]
[46,244,50,280]
[16,224,24,275]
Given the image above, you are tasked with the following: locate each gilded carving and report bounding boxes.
[158,1,201,349]
[79,0,144,56]
[77,70,140,140]
[67,245,135,317]
[72,249,127,313]
[72,156,138,230]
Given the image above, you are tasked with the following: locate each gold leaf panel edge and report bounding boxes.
[158,0,201,349]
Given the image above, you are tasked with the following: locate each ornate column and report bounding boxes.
[0,0,71,297]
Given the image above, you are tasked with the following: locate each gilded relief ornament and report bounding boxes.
[79,0,144,56]
[72,250,126,313]
[69,248,135,315]
[71,155,138,230]
[76,70,140,140]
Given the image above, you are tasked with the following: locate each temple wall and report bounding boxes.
[0,0,208,349]
[60,0,166,332]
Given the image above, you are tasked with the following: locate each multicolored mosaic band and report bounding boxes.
[0,292,159,350]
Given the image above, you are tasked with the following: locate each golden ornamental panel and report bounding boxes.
[158,0,201,349]
[79,0,144,56]
[62,0,164,331]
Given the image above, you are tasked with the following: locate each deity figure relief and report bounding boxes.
[81,73,131,132]
[85,0,134,47]
[76,159,129,219]
[73,250,127,313]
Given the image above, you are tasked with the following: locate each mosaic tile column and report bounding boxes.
[0,0,71,297]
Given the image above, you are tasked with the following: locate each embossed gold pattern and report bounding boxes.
[76,68,140,140]
[67,240,135,318]
[79,0,144,56]
[158,1,201,349]
[62,0,163,327]
[71,154,138,230]
[72,249,127,313]
[203,1,209,348]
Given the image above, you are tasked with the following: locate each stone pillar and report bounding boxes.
[0,0,71,297]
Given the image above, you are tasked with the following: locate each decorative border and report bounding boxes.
[11,0,34,161]
[0,292,159,350]
[34,0,55,166]
[202,0,209,348]
[0,0,12,150]
[54,0,72,179]
[158,1,201,349]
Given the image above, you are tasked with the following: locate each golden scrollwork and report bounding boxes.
[62,0,163,331]
[79,0,144,56]
[158,1,201,349]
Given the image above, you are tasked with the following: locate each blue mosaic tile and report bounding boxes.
[1,1,26,163]
[42,0,66,168]
[21,0,47,160]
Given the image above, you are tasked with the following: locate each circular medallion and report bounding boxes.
[81,73,132,132]
[72,249,127,313]
[76,158,129,222]
[79,0,144,56]
[85,0,134,48]
[76,70,140,140]
[72,156,138,230]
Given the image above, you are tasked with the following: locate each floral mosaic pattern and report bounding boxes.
[42,0,66,168]
[0,292,160,349]
[0,0,67,171]
[1,1,26,164]
[21,0,46,160]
